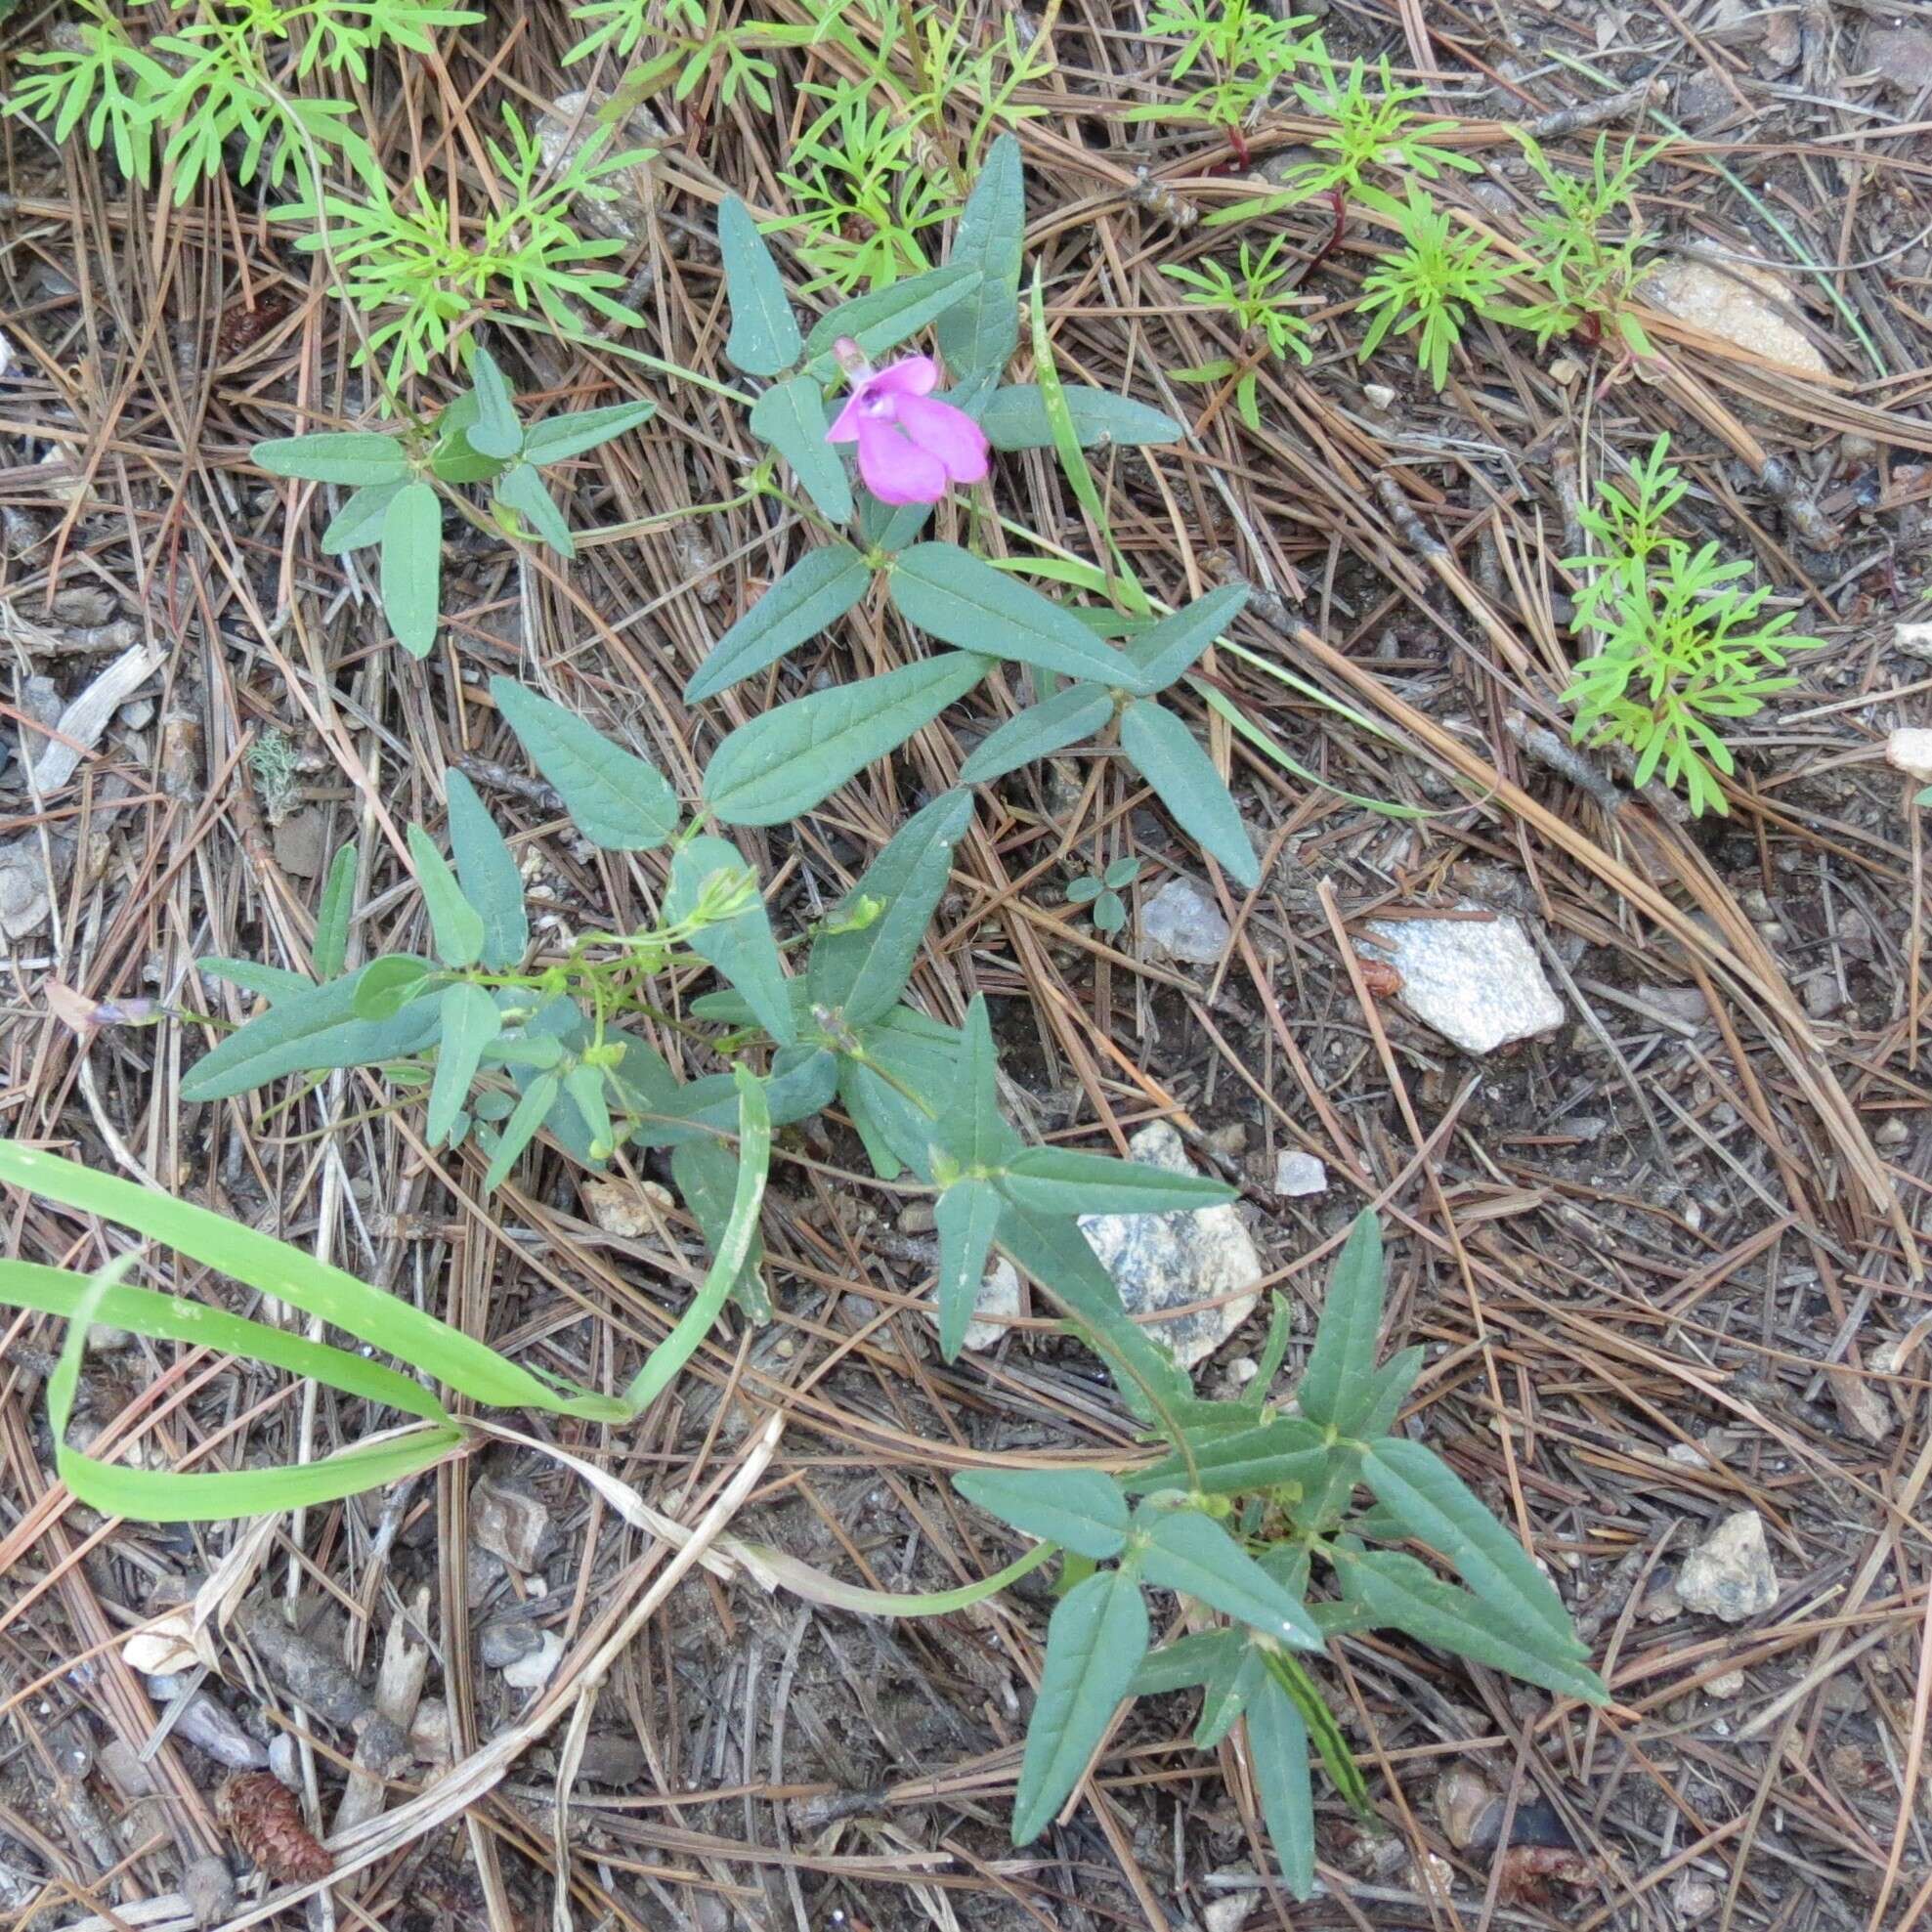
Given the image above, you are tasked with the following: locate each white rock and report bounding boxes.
[1643,259,1828,376]
[1362,383,1396,411]
[1273,1150,1328,1197]
[1897,622,1932,662]
[1140,877,1230,965]
[1706,1668,1746,1697]
[955,1257,1023,1353]
[501,1630,565,1691]
[1677,1510,1780,1623]
[1666,1442,1709,1468]
[1360,907,1564,1054]
[1079,1122,1262,1368]
[1885,727,1932,783]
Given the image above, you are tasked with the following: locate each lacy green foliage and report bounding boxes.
[274,107,652,385]
[953,1213,1607,1872]
[1165,236,1313,430]
[1564,437,1824,815]
[1356,183,1515,391]
[250,344,653,655]
[1067,858,1139,937]
[1510,130,1665,356]
[5,0,477,201]
[1205,47,1476,225]
[1126,0,1315,131]
[778,84,963,292]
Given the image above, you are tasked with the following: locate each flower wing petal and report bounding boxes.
[855,417,948,504]
[895,394,990,485]
[867,355,940,400]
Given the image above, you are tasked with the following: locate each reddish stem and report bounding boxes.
[1305,188,1347,270]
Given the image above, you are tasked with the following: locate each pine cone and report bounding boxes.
[215,1772,334,1885]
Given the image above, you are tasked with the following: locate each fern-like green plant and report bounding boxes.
[1564,436,1824,814]
[5,0,478,202]
[1355,184,1515,391]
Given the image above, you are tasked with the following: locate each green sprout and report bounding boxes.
[1067,857,1141,936]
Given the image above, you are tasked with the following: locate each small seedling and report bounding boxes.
[5,0,478,202]
[1510,130,1665,358]
[1067,858,1140,935]
[1356,183,1516,391]
[1205,47,1475,244]
[1126,0,1314,154]
[1563,436,1824,815]
[252,344,654,656]
[1165,236,1314,429]
[274,107,652,385]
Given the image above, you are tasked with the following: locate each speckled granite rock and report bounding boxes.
[1079,1122,1261,1369]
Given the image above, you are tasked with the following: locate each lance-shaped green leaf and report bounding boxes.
[803,265,982,368]
[1336,1549,1608,1703]
[997,1143,1233,1218]
[312,842,358,979]
[1362,1438,1584,1651]
[1137,1506,1322,1650]
[253,432,409,485]
[719,194,802,376]
[0,1142,625,1421]
[686,544,872,704]
[890,544,1133,684]
[861,491,933,554]
[494,461,575,557]
[406,825,485,968]
[704,654,988,827]
[671,1136,771,1322]
[1011,1565,1148,1844]
[1358,1345,1424,1438]
[954,1465,1129,1560]
[1194,1637,1266,1750]
[466,344,524,459]
[937,132,1024,377]
[623,1067,771,1411]
[522,400,655,465]
[810,788,973,1025]
[445,772,528,970]
[1130,1629,1238,1696]
[978,385,1182,452]
[667,835,795,1046]
[428,982,500,1146]
[484,1070,559,1190]
[321,481,404,554]
[353,954,433,1021]
[931,994,1019,1171]
[836,1005,961,1180]
[491,676,679,850]
[182,961,442,1100]
[1125,1415,1336,1497]
[1121,583,1249,696]
[750,373,853,522]
[1119,699,1259,887]
[380,480,443,658]
[960,683,1114,785]
[1298,1210,1385,1435]
[1245,1672,1316,1899]
[933,1177,1003,1360]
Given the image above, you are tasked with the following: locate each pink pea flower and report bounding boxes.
[824,342,989,506]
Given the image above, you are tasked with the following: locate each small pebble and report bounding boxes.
[502,1630,565,1691]
[479,1617,543,1668]
[1273,1150,1328,1196]
[182,1855,237,1930]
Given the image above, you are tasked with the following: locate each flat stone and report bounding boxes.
[1643,259,1827,376]
[1885,727,1932,783]
[1677,1510,1780,1623]
[1361,907,1564,1054]
[501,1629,565,1691]
[1863,23,1932,97]
[1273,1150,1328,1197]
[535,93,661,238]
[273,808,326,880]
[1140,877,1230,965]
[1079,1122,1262,1370]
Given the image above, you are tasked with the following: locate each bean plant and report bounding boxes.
[0,88,1615,1890]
